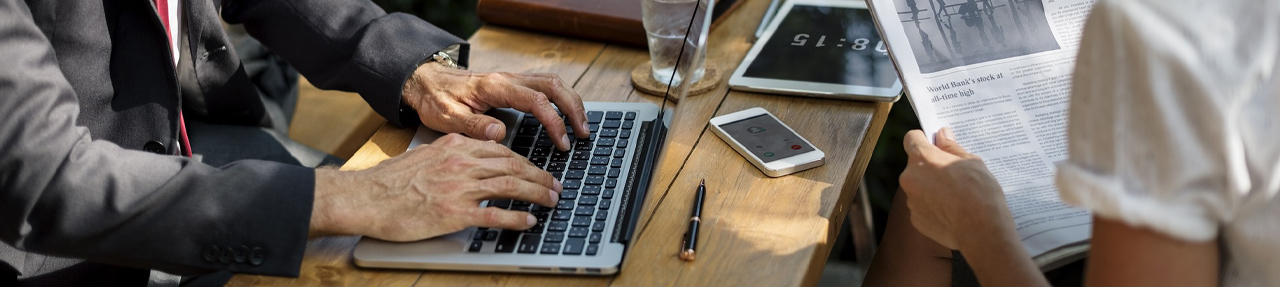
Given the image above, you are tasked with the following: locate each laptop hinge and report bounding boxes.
[612,119,666,244]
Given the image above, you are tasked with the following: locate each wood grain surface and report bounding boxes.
[226,0,892,285]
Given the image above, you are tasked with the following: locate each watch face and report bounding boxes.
[743,5,897,88]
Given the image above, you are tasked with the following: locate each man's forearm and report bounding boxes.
[957,215,1049,287]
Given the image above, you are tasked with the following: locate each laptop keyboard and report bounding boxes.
[468,110,638,256]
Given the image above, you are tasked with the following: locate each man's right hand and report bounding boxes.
[309,133,560,242]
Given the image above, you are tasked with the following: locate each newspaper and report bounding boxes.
[866,0,1097,260]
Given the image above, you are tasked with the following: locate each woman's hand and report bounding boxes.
[898,127,1015,250]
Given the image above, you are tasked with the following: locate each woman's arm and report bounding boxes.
[1085,216,1219,287]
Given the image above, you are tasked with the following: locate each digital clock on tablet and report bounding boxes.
[729,0,903,102]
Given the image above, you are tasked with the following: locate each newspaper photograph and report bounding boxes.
[867,0,1097,258]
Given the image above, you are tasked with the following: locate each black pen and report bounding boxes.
[680,179,706,261]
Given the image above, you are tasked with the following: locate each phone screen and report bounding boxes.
[720,114,815,161]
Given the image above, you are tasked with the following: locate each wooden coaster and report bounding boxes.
[630,61,721,103]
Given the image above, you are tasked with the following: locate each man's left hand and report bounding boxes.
[402,62,590,151]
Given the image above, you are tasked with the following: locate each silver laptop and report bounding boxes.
[351,0,712,276]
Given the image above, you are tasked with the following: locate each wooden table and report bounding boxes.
[227,0,891,285]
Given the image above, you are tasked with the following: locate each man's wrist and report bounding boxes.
[311,168,358,237]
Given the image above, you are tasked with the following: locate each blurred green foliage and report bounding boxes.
[372,0,483,38]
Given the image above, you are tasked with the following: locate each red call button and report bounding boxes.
[791,145,802,150]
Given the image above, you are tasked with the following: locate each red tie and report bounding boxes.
[154,0,193,157]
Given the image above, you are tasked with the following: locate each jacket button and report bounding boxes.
[202,245,219,263]
[143,141,166,154]
[234,245,249,263]
[219,245,234,264]
[249,247,265,266]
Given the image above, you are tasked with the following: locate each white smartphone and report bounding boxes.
[709,107,825,177]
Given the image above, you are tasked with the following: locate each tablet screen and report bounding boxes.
[742,5,897,88]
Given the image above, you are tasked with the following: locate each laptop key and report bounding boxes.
[587,111,604,124]
[607,168,620,178]
[524,222,546,233]
[605,179,618,188]
[512,147,532,157]
[473,230,486,240]
[548,221,569,232]
[615,139,628,149]
[544,232,565,243]
[602,190,614,199]
[534,212,549,223]
[592,147,612,157]
[535,137,555,148]
[611,158,625,168]
[589,233,602,243]
[540,243,561,254]
[602,120,621,129]
[591,222,606,232]
[563,180,582,190]
[588,166,607,175]
[495,230,521,253]
[489,199,512,209]
[604,111,623,120]
[582,186,601,195]
[586,244,599,256]
[529,157,548,167]
[568,227,589,238]
[596,138,615,147]
[619,130,631,139]
[531,147,552,157]
[563,239,585,255]
[552,210,573,221]
[512,136,535,147]
[569,160,589,170]
[559,190,578,200]
[575,141,594,151]
[612,149,627,158]
[517,126,540,136]
[599,199,612,210]
[556,200,575,210]
[622,120,634,130]
[599,129,618,138]
[512,200,531,207]
[574,206,595,216]
[585,176,605,186]
[468,241,484,252]
[571,217,591,227]
[517,234,541,253]
[579,195,598,206]
[547,162,567,172]
[624,112,636,120]
[572,151,591,160]
[589,124,600,132]
[565,170,585,180]
[595,212,608,221]
[485,230,500,241]
[590,157,610,165]
[521,118,540,127]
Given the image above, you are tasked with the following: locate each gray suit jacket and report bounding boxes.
[0,0,467,280]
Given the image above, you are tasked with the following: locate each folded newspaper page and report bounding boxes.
[866,0,1097,259]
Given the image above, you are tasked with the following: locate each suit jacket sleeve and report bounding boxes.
[220,0,471,128]
[0,0,313,277]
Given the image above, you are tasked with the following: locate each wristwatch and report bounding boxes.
[429,50,461,70]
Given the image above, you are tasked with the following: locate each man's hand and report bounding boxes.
[310,134,560,241]
[402,62,590,151]
[898,127,1014,250]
